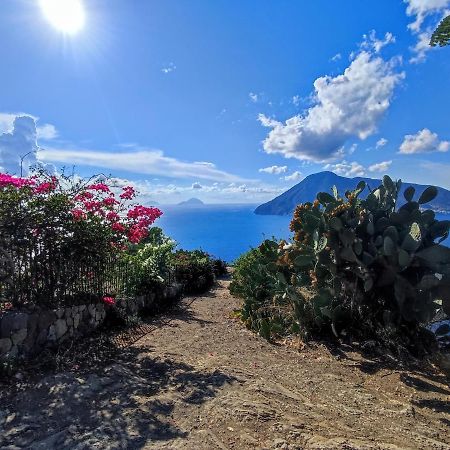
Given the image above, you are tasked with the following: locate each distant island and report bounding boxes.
[177,198,205,207]
[255,171,450,215]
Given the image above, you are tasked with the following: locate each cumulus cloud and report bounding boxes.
[283,171,303,182]
[368,160,392,173]
[376,137,388,148]
[259,165,288,175]
[0,115,39,175]
[0,112,57,141]
[399,128,449,154]
[192,182,202,189]
[404,0,450,62]
[40,146,253,183]
[259,43,404,162]
[324,161,366,177]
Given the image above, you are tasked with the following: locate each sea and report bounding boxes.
[157,204,450,263]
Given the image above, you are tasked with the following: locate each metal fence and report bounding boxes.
[0,244,174,310]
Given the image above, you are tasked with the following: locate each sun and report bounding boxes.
[39,0,85,34]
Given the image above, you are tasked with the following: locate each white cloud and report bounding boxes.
[291,95,301,106]
[404,0,450,32]
[362,30,396,53]
[399,128,449,154]
[37,123,58,140]
[331,53,342,62]
[259,45,403,162]
[259,165,288,175]
[368,160,392,173]
[161,62,176,74]
[376,137,388,148]
[0,115,39,175]
[249,92,259,103]
[403,0,450,62]
[283,171,303,182]
[192,182,202,189]
[324,160,366,177]
[40,146,253,183]
[0,112,58,141]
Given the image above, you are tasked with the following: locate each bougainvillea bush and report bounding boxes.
[231,176,450,355]
[0,170,162,306]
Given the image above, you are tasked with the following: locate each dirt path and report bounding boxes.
[1,279,450,449]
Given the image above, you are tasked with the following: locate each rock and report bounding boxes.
[66,317,73,328]
[11,328,27,345]
[47,325,57,342]
[73,313,80,329]
[38,311,57,330]
[1,312,28,337]
[27,313,39,334]
[0,337,12,354]
[55,308,65,319]
[54,319,68,340]
[87,304,96,317]
[36,328,48,346]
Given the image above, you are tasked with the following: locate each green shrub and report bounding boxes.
[172,250,215,294]
[231,176,450,354]
[121,227,176,296]
[213,258,228,277]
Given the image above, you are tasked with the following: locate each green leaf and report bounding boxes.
[383,236,396,256]
[418,186,438,205]
[329,217,343,231]
[332,185,339,200]
[340,247,356,262]
[403,186,415,202]
[402,222,422,253]
[364,277,373,292]
[383,175,395,192]
[294,255,314,267]
[398,248,411,267]
[316,236,328,253]
[317,192,336,205]
[340,229,355,246]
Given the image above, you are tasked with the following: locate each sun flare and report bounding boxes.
[39,0,85,34]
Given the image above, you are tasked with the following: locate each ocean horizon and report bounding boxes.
[157,204,450,263]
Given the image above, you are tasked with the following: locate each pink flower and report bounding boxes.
[0,173,34,188]
[71,209,87,221]
[74,191,94,201]
[102,296,115,306]
[103,197,118,207]
[106,211,120,222]
[112,222,126,233]
[120,186,135,200]
[87,183,110,192]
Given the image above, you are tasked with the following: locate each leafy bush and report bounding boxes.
[122,227,176,296]
[172,250,215,294]
[213,258,228,277]
[231,176,450,354]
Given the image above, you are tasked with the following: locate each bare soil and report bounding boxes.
[0,278,449,449]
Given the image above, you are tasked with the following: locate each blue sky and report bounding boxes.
[0,0,449,203]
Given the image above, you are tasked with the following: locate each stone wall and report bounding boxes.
[0,282,183,363]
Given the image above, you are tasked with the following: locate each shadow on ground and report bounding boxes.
[1,345,236,449]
